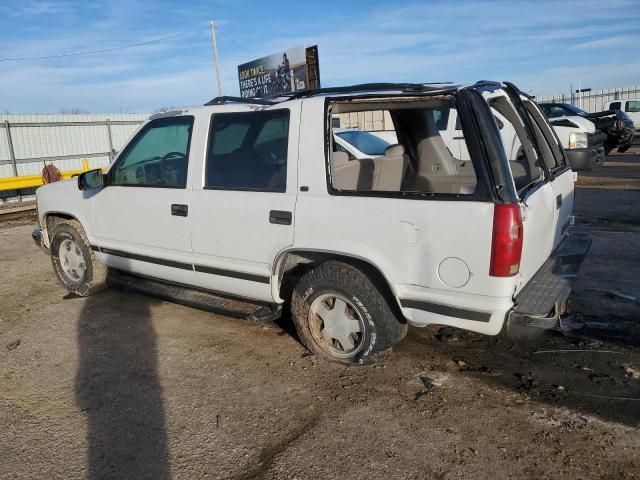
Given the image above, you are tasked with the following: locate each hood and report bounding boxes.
[37,177,77,192]
[549,115,595,133]
[587,109,634,127]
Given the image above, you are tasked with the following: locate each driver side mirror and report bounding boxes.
[78,169,104,191]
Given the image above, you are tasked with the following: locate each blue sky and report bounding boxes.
[0,0,639,113]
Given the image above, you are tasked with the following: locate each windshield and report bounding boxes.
[562,104,588,116]
[336,130,390,156]
[541,103,589,118]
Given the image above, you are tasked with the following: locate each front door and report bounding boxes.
[91,115,198,286]
[188,106,299,302]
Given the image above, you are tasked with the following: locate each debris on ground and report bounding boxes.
[624,364,640,380]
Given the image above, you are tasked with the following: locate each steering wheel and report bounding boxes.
[160,151,186,184]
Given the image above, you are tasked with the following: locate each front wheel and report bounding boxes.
[290,261,407,364]
[50,219,107,296]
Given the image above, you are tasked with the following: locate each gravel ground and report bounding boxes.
[1,149,639,480]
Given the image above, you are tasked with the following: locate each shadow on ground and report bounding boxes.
[75,290,171,480]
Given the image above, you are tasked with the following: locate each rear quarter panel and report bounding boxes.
[293,98,518,335]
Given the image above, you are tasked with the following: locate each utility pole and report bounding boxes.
[209,20,224,97]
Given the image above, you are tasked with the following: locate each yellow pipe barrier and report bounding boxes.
[0,161,104,192]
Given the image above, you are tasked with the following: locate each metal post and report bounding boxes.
[209,20,224,97]
[5,120,18,177]
[106,119,114,162]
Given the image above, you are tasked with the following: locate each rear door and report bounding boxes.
[188,105,300,302]
[481,88,556,290]
[521,98,575,248]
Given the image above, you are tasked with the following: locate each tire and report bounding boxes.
[290,261,407,365]
[49,219,107,296]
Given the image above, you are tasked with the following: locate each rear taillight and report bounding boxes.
[490,204,523,277]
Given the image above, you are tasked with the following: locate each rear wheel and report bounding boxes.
[50,219,107,296]
[291,261,407,364]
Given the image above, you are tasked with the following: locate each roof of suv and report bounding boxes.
[203,82,464,107]
[150,81,511,120]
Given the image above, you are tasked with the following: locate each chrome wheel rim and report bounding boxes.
[58,239,86,282]
[308,293,365,359]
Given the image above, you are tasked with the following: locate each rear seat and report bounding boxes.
[372,144,407,191]
[331,151,358,190]
[330,151,374,191]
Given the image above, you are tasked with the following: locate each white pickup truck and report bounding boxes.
[431,103,604,172]
[33,81,591,364]
[607,98,640,133]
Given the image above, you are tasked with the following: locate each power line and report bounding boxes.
[215,26,256,56]
[0,25,208,63]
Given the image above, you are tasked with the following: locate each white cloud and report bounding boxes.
[573,35,640,50]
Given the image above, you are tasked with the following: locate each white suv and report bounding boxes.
[33,82,591,364]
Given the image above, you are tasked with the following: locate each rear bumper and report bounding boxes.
[507,231,591,334]
[566,146,604,171]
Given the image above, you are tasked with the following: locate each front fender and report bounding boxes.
[37,179,94,245]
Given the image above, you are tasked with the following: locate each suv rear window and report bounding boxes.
[206,110,290,192]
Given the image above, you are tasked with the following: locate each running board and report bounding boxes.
[107,269,281,323]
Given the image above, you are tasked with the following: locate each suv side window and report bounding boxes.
[328,100,480,196]
[110,116,193,188]
[433,108,450,130]
[206,110,290,192]
[610,101,621,110]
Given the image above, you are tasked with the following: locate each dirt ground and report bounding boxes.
[1,149,639,480]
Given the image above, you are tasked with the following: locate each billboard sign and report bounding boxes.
[237,45,320,98]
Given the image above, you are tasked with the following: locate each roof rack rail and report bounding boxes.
[204,82,457,106]
[204,96,275,106]
[283,82,455,100]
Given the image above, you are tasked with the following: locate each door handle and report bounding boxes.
[269,210,292,225]
[556,194,562,209]
[171,204,188,217]
[452,136,465,140]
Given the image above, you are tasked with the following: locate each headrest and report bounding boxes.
[331,151,350,167]
[385,144,405,157]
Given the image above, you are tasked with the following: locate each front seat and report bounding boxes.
[372,144,407,192]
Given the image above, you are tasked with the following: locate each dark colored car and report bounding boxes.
[539,102,635,154]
